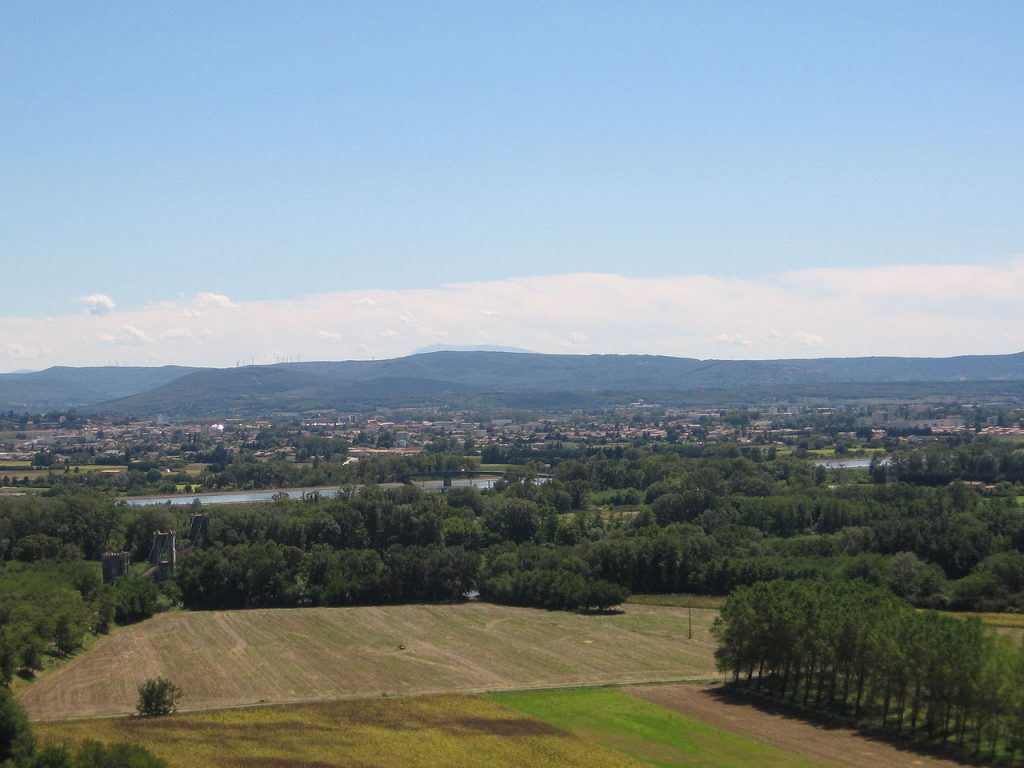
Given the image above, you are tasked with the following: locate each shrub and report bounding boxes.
[136,677,182,716]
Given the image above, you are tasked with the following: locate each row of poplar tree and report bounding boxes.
[713,579,1024,763]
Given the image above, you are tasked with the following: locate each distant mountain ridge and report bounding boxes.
[2,351,1024,416]
[0,365,204,411]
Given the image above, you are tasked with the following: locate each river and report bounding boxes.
[812,457,891,470]
[124,476,507,507]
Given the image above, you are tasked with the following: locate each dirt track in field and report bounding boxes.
[627,684,977,768]
[20,602,719,721]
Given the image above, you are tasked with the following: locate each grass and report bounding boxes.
[493,688,824,768]
[20,602,721,720]
[627,594,728,610]
[0,465,125,484]
[590,505,644,523]
[36,695,646,768]
[10,630,107,693]
[948,611,1024,629]
[0,469,52,480]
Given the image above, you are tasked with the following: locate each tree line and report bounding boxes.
[713,579,1024,763]
[3,438,1024,656]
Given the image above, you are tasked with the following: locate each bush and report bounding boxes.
[136,677,182,716]
[74,739,168,767]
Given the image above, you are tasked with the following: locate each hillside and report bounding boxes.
[0,365,201,410]
[18,602,718,720]
[4,350,1024,416]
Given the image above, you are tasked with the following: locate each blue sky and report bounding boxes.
[2,2,1023,369]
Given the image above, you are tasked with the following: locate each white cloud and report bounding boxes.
[192,292,237,309]
[4,343,38,359]
[354,297,385,308]
[98,325,155,346]
[795,331,826,347]
[712,333,752,346]
[79,294,116,316]
[561,331,590,348]
[3,259,1024,370]
[163,327,212,340]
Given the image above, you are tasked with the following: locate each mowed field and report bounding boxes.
[627,686,968,768]
[36,687,971,768]
[495,688,824,768]
[35,689,831,768]
[20,602,719,720]
[37,695,648,768]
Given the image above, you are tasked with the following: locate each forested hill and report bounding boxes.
[3,351,1024,416]
[0,365,202,411]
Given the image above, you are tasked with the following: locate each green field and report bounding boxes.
[0,465,126,482]
[493,688,824,768]
[948,610,1024,639]
[0,469,50,480]
[627,594,728,610]
[35,690,829,768]
[965,611,1024,628]
[32,686,963,768]
[36,695,646,768]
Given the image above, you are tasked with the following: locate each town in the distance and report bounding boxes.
[5,350,1024,767]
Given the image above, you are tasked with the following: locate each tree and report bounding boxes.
[136,677,182,716]
[0,686,34,762]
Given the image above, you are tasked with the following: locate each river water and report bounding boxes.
[812,457,891,470]
[124,476,507,507]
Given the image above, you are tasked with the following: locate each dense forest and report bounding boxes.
[2,436,1024,690]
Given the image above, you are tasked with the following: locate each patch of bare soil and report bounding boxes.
[626,684,978,768]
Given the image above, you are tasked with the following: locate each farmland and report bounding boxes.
[35,695,646,768]
[627,685,966,768]
[627,593,728,610]
[949,610,1024,642]
[494,688,824,768]
[33,686,974,768]
[19,602,720,720]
